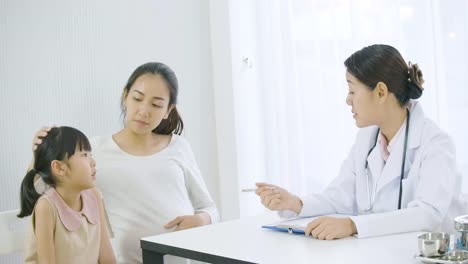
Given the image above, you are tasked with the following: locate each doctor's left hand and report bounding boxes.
[164,212,211,231]
[304,216,357,240]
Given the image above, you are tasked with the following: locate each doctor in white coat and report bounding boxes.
[256,44,465,239]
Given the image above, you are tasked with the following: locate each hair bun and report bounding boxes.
[407,62,424,99]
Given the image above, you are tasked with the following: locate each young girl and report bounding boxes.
[33,63,219,263]
[19,126,115,264]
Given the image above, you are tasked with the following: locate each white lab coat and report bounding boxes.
[285,101,467,238]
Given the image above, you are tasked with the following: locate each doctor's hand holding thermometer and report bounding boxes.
[255,183,302,212]
[255,183,358,239]
[256,44,465,240]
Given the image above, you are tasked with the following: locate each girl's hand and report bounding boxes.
[32,126,54,151]
[164,212,210,231]
[255,182,303,214]
[304,216,357,240]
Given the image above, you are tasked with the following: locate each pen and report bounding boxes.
[241,187,276,192]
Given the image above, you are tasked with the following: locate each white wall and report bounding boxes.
[227,0,271,217]
[208,0,272,220]
[208,0,241,220]
[0,0,218,262]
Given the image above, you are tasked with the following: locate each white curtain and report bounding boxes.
[235,0,468,215]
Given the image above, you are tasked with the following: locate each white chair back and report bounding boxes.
[0,210,29,255]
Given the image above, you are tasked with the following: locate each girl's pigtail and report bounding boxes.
[18,169,41,218]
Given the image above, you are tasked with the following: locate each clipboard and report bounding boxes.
[262,224,306,234]
[261,214,349,235]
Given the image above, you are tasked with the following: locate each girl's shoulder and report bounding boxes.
[41,188,99,231]
[80,189,100,224]
[35,195,55,215]
[32,195,57,230]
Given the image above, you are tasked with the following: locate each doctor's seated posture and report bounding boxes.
[256,44,466,240]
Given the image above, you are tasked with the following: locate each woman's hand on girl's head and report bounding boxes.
[32,126,54,151]
[29,126,55,176]
[164,212,210,231]
[304,216,357,240]
[255,182,303,214]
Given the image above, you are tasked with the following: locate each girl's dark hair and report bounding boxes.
[120,62,184,135]
[344,44,425,106]
[18,126,91,218]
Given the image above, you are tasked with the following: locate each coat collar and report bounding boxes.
[407,101,425,150]
[367,101,426,192]
[45,188,99,231]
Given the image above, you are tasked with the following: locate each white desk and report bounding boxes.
[141,214,422,264]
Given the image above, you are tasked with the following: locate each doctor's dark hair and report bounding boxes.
[120,62,184,135]
[18,126,91,218]
[344,44,425,106]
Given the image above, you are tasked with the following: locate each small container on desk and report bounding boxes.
[455,215,468,250]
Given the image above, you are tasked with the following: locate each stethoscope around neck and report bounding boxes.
[364,108,410,213]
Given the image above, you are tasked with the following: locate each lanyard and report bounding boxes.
[365,109,410,211]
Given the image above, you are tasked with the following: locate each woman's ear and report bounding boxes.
[375,82,388,103]
[164,104,175,119]
[122,95,128,109]
[122,90,129,110]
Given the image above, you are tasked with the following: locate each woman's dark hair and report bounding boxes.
[18,126,91,218]
[120,62,184,135]
[344,44,425,106]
